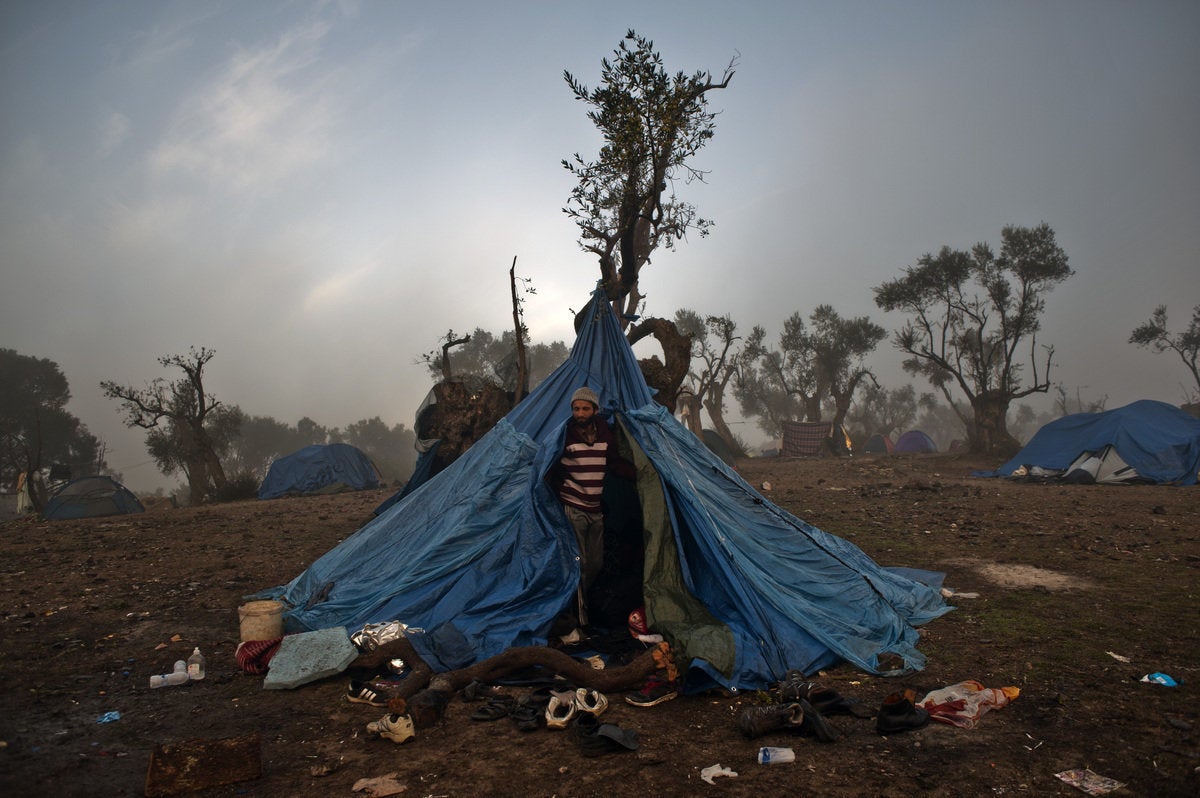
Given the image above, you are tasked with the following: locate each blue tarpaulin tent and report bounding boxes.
[258,290,950,691]
[258,444,381,499]
[980,400,1200,485]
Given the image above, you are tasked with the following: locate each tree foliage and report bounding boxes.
[1129,304,1200,400]
[101,347,234,505]
[0,349,103,505]
[735,305,886,438]
[562,30,735,319]
[422,328,568,394]
[873,223,1073,454]
[842,383,920,443]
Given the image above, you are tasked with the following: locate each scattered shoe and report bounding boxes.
[876,689,930,734]
[367,713,415,744]
[625,677,678,708]
[511,695,546,732]
[545,690,578,729]
[346,680,390,707]
[776,669,808,703]
[737,702,804,739]
[796,697,839,743]
[789,680,873,719]
[571,714,639,757]
[574,688,609,716]
[469,694,515,722]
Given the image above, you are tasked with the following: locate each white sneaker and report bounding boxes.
[545,690,578,729]
[574,688,609,716]
[367,713,415,744]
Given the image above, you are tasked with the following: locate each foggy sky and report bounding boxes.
[2,1,1197,492]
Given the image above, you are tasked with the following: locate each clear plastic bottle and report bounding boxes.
[150,664,190,688]
[757,746,796,764]
[187,647,206,680]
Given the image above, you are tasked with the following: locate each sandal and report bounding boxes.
[511,696,545,732]
[469,694,515,721]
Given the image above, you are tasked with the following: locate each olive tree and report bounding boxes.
[873,223,1073,454]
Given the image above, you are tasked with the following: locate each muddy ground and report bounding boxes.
[0,452,1196,797]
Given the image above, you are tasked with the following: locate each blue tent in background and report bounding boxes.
[980,400,1200,485]
[257,290,950,691]
[258,444,381,500]
[894,430,938,453]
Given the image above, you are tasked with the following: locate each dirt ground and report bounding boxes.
[1,452,1197,798]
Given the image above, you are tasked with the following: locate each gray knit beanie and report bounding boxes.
[571,387,600,408]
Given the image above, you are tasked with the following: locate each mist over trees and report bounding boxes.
[874,223,1073,455]
[1129,304,1200,402]
[733,305,887,439]
[101,348,416,504]
[1,349,105,509]
[101,347,234,506]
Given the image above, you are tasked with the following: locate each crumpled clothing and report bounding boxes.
[918,680,1019,729]
[235,637,283,674]
[652,641,679,682]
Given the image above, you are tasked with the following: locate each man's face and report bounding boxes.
[571,400,597,424]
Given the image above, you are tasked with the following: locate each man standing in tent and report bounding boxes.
[551,387,636,642]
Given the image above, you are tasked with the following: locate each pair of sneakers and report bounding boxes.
[366,713,415,744]
[546,688,609,729]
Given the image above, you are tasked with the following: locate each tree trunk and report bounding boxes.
[969,392,1021,456]
[627,317,692,412]
[704,392,745,457]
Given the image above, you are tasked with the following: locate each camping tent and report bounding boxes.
[894,430,938,453]
[258,290,950,691]
[43,476,144,520]
[258,444,382,500]
[981,400,1200,485]
[863,433,895,454]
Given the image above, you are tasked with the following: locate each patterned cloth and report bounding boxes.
[781,421,834,456]
[235,637,283,674]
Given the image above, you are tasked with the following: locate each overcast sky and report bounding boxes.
[2,1,1197,492]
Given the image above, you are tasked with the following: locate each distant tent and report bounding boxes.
[980,400,1200,485]
[43,476,144,520]
[258,444,382,500]
[863,433,895,454]
[894,430,938,453]
[701,429,738,468]
[257,289,950,691]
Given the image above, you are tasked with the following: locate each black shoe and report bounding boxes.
[876,690,930,734]
[571,714,638,757]
[736,702,804,739]
[796,698,839,743]
[776,669,808,703]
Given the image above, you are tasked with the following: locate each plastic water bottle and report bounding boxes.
[757,746,796,765]
[150,661,190,688]
[187,647,206,680]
